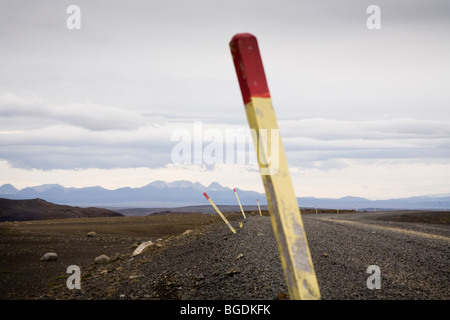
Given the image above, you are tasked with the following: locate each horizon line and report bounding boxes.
[1,180,450,202]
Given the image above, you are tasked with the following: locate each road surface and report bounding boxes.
[304,211,449,299]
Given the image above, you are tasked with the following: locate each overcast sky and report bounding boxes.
[1,0,449,200]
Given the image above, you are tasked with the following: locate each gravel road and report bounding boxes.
[306,211,449,299]
[44,211,449,300]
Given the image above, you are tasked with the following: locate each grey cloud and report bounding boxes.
[1,116,450,171]
[0,0,449,174]
[0,111,175,170]
[280,118,450,165]
[1,0,449,123]
[280,118,450,139]
[0,92,149,131]
[0,128,173,170]
[2,145,170,171]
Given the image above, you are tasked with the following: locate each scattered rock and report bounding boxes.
[12,212,449,301]
[87,231,96,237]
[132,241,153,257]
[226,266,241,276]
[40,252,57,262]
[182,229,193,236]
[95,254,110,264]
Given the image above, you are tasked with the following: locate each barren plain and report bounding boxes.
[0,210,449,301]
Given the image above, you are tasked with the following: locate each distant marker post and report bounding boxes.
[203,193,236,234]
[257,199,262,216]
[234,188,246,219]
[315,204,318,214]
[230,33,321,300]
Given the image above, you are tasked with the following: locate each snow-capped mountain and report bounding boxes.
[0,181,255,208]
[1,181,449,210]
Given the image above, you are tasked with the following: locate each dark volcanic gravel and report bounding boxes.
[3,211,449,300]
[45,215,289,300]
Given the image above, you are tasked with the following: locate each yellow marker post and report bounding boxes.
[230,33,321,300]
[257,199,262,216]
[203,193,236,234]
[315,205,318,214]
[233,188,246,219]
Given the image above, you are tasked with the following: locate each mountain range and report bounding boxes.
[1,180,449,210]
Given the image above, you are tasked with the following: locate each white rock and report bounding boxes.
[95,254,110,264]
[87,231,96,237]
[132,241,153,257]
[41,252,57,262]
[182,229,193,236]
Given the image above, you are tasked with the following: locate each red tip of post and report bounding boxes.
[233,188,236,192]
[229,33,270,105]
[203,192,209,200]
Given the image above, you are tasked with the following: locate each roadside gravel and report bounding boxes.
[46,215,287,300]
